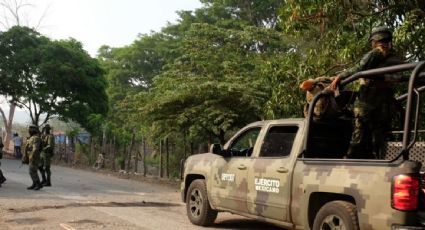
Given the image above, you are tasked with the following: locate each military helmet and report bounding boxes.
[28,124,39,132]
[369,26,393,42]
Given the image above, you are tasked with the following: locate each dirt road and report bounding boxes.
[0,158,280,230]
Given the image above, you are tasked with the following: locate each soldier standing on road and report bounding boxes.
[23,124,43,190]
[330,26,404,159]
[39,124,55,186]
[0,135,6,187]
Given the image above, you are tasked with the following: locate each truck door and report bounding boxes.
[210,127,261,214]
[247,125,300,222]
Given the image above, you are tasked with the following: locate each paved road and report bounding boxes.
[0,158,280,230]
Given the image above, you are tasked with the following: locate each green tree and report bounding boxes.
[0,26,108,133]
[0,0,51,150]
[199,0,283,27]
[102,0,295,146]
[145,22,290,144]
[37,38,108,132]
[96,0,425,178]
[98,26,187,150]
[279,0,425,74]
[0,26,48,148]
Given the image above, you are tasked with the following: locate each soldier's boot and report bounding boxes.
[44,175,51,187]
[27,182,36,190]
[0,170,6,184]
[345,144,360,159]
[33,181,43,190]
[43,167,51,186]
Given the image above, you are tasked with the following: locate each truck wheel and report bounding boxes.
[313,201,359,230]
[186,179,218,226]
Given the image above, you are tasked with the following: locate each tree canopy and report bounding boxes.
[0,26,108,132]
[98,0,425,151]
[2,1,421,175]
[4,1,425,177]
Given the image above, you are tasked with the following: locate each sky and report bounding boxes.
[16,0,203,56]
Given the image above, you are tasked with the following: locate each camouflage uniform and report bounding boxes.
[24,125,43,190]
[39,124,55,186]
[300,76,356,120]
[338,27,404,158]
[301,77,341,119]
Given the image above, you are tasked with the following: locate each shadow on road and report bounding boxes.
[5,217,46,225]
[7,201,180,213]
[213,218,282,230]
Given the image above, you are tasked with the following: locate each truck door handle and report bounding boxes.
[237,165,247,170]
[277,167,289,173]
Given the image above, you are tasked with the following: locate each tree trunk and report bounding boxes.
[190,142,194,155]
[183,130,187,158]
[64,135,68,164]
[159,139,163,178]
[90,136,94,166]
[143,137,147,177]
[126,130,135,172]
[69,136,75,164]
[165,137,169,178]
[134,143,139,173]
[112,136,116,171]
[219,129,226,145]
[107,137,112,169]
[102,127,107,154]
[122,145,127,170]
[0,104,16,152]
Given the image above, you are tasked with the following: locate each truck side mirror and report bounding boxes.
[210,143,222,155]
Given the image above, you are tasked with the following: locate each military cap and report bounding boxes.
[369,26,393,42]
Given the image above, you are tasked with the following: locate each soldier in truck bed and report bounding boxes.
[330,26,405,159]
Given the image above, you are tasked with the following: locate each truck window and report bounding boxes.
[229,127,261,157]
[260,126,299,157]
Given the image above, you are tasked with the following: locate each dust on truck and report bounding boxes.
[180,62,425,229]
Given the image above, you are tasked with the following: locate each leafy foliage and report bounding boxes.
[145,23,291,143]
[0,26,108,132]
[100,0,424,160]
[280,0,425,74]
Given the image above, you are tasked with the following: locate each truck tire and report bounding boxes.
[313,200,359,230]
[186,179,218,226]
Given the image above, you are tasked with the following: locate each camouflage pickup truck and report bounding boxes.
[181,62,425,229]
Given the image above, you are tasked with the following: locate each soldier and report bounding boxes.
[39,124,55,187]
[330,26,404,159]
[0,135,6,187]
[300,76,341,119]
[23,124,43,190]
